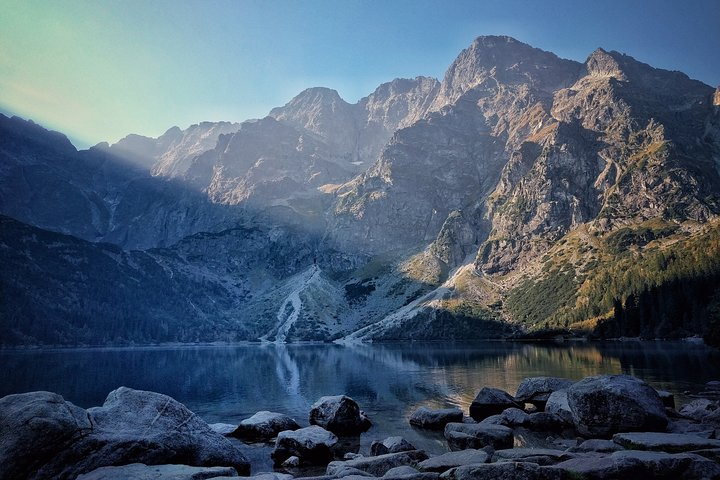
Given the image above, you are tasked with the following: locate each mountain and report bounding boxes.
[1,35,720,345]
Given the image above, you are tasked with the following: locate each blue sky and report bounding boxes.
[1,0,719,148]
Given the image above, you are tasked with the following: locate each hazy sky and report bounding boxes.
[2,0,719,148]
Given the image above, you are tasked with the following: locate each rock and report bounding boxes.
[326,451,429,477]
[417,450,489,472]
[208,423,238,436]
[679,399,720,427]
[569,438,624,453]
[514,377,574,409]
[330,466,374,478]
[443,423,513,451]
[566,374,668,437]
[75,463,239,479]
[249,474,294,480]
[309,396,372,435]
[409,407,463,430]
[0,389,251,480]
[666,419,716,437]
[584,451,720,479]
[492,448,574,466]
[345,452,365,460]
[384,466,421,477]
[525,412,568,431]
[544,390,572,425]
[692,448,720,463]
[281,456,301,468]
[555,454,651,478]
[612,432,720,453]
[468,388,521,421]
[477,414,504,426]
[232,411,301,441]
[371,437,416,456]
[439,462,565,480]
[656,390,675,409]
[271,426,339,465]
[499,408,529,426]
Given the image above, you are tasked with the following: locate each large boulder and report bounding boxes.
[271,425,338,465]
[417,450,489,473]
[75,463,238,479]
[612,432,720,453]
[439,462,565,480]
[566,375,668,437]
[232,411,300,442]
[371,436,416,456]
[468,388,521,421]
[556,450,720,479]
[544,390,572,425]
[443,423,513,451]
[0,389,250,480]
[514,377,574,409]
[409,407,463,430]
[309,395,371,435]
[326,450,429,477]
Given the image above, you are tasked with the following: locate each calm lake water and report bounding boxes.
[2,341,719,472]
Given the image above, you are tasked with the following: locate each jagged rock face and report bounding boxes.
[270,78,440,169]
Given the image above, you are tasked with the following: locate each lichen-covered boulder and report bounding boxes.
[566,375,668,437]
[468,388,521,421]
[271,425,338,465]
[232,411,300,442]
[309,395,371,435]
[409,407,463,430]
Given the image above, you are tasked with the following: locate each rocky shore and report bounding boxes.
[2,375,720,479]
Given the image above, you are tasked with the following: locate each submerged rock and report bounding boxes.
[271,425,338,466]
[468,388,521,421]
[232,411,300,442]
[409,407,463,430]
[0,388,250,480]
[566,374,668,437]
[309,396,372,435]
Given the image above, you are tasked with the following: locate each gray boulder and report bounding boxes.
[612,431,720,453]
[326,451,429,477]
[208,423,238,436]
[679,398,720,427]
[443,423,513,451]
[371,436,416,456]
[556,450,720,479]
[439,462,565,480]
[569,438,624,453]
[514,377,574,409]
[492,448,574,466]
[409,407,463,430]
[384,466,421,477]
[544,390,572,425]
[468,388,521,421]
[566,374,668,437]
[417,450,489,472]
[499,408,529,426]
[271,425,339,465]
[232,411,300,442]
[75,463,238,479]
[0,389,250,480]
[525,412,568,431]
[309,396,372,435]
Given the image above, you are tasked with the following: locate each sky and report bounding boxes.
[1,0,719,149]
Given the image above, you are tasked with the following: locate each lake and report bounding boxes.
[2,340,719,472]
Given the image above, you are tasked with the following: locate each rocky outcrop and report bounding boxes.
[309,396,372,435]
[566,374,668,437]
[0,388,250,480]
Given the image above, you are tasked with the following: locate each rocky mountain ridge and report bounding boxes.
[1,35,720,345]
